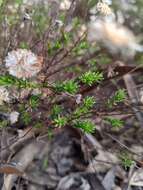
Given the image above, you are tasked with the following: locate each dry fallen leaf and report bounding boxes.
[129,169,143,187]
[0,163,23,175]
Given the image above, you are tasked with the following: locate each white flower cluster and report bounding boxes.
[23,0,48,6]
[96,1,112,16]
[90,0,113,22]
[60,0,71,10]
[88,20,143,57]
[9,111,19,124]
[0,87,10,105]
[5,49,43,79]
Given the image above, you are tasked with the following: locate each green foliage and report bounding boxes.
[0,120,8,128]
[0,75,39,89]
[0,0,3,6]
[19,42,29,49]
[66,97,95,131]
[73,41,89,55]
[104,117,124,128]
[18,104,25,112]
[47,38,64,55]
[54,80,79,94]
[15,0,23,5]
[61,32,71,45]
[80,71,103,86]
[21,112,32,125]
[29,95,40,109]
[108,89,127,107]
[78,41,89,50]
[48,25,73,53]
[7,16,19,26]
[51,105,63,119]
[72,17,81,28]
[34,122,43,128]
[47,128,53,139]
[74,96,95,117]
[0,75,17,87]
[98,55,112,65]
[54,115,67,127]
[42,158,48,169]
[83,96,96,109]
[32,6,49,36]
[88,0,98,8]
[59,12,66,22]
[74,120,96,133]
[52,40,62,51]
[88,59,97,67]
[53,82,64,93]
[74,107,88,117]
[114,89,127,103]
[0,0,141,155]
[119,153,134,170]
[17,80,35,88]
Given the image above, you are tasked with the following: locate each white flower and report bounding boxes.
[55,20,64,27]
[23,12,32,20]
[23,0,48,6]
[0,87,10,105]
[9,111,19,124]
[5,49,43,79]
[102,0,112,5]
[96,1,112,16]
[60,0,71,10]
[88,20,143,57]
[77,24,87,38]
[32,88,42,95]
[75,94,82,104]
